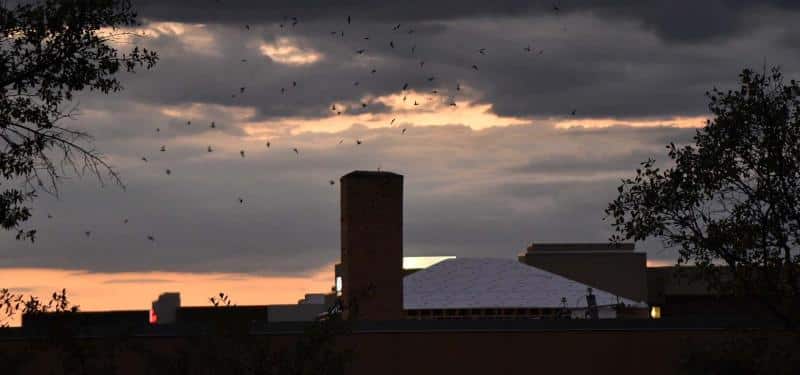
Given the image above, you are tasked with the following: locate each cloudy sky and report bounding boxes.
[2,0,800,315]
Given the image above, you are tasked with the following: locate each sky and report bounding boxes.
[2,0,800,317]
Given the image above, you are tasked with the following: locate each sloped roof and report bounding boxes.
[403,258,646,310]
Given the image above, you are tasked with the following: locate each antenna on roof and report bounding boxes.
[585,287,599,320]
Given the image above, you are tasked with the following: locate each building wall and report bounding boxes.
[1,325,794,375]
[340,171,404,320]
[519,251,647,302]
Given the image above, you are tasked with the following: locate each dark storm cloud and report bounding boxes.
[100,0,800,122]
[134,0,800,43]
[0,122,694,273]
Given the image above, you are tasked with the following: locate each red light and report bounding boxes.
[149,308,158,324]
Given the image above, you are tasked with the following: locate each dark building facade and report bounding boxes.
[518,242,647,302]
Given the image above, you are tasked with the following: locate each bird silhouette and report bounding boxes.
[240,150,245,158]
[407,29,414,34]
[187,120,191,126]
[165,169,171,175]
[392,24,401,31]
[389,41,394,48]
[210,121,216,128]
[553,4,560,13]
[419,60,425,68]
[427,76,435,82]
[329,180,335,185]
[292,81,297,87]
[457,83,461,91]
[371,69,377,74]
[84,231,91,238]
[293,148,299,155]
[266,141,271,148]
[156,127,160,132]
[571,109,576,116]
[245,24,250,30]
[240,87,245,94]
[339,139,344,144]
[390,118,396,125]
[123,218,129,224]
[524,45,532,52]
[347,16,351,24]
[479,48,487,55]
[160,145,166,152]
[356,140,362,145]
[363,36,370,40]
[402,128,407,134]
[291,17,298,26]
[354,81,360,86]
[356,49,366,54]
[361,103,367,108]
[241,59,247,63]
[208,145,213,153]
[414,100,419,106]
[281,87,286,94]
[402,83,409,90]
[471,64,479,71]
[141,157,148,162]
[47,213,53,219]
[147,235,155,242]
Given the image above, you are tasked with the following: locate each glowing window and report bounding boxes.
[650,306,662,319]
[149,308,158,324]
[335,276,343,296]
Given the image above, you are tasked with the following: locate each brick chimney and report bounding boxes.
[340,171,404,320]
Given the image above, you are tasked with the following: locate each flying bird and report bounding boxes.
[419,60,425,68]
[187,120,191,126]
[356,140,362,145]
[363,36,370,40]
[402,128,407,134]
[402,83,409,90]
[390,118,396,125]
[457,83,461,91]
[371,69,377,74]
[356,49,366,54]
[47,213,53,219]
[156,127,160,132]
[407,29,414,34]
[238,197,244,204]
[338,139,344,144]
[479,48,487,55]
[123,218,129,224]
[427,76,435,82]
[84,231,91,238]
[571,109,576,116]
[361,103,367,108]
[291,17,298,26]
[165,169,171,175]
[240,87,245,94]
[141,157,148,162]
[331,104,336,111]
[389,41,394,48]
[354,81,360,86]
[208,145,213,153]
[347,16,351,24]
[240,150,245,158]
[210,121,216,128]
[292,81,297,87]
[471,64,479,71]
[524,45,532,52]
[147,235,155,242]
[281,87,286,94]
[241,59,247,63]
[293,148,299,155]
[392,24,401,31]
[266,141,271,148]
[160,145,166,152]
[245,24,250,30]
[330,180,335,185]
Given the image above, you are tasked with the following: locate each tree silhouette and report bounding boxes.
[1,0,158,241]
[606,66,800,327]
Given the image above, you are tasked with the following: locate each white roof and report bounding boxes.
[403,258,646,310]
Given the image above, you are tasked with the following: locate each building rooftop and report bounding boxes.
[403,258,646,310]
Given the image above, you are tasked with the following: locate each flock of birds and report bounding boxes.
[53,5,572,243]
